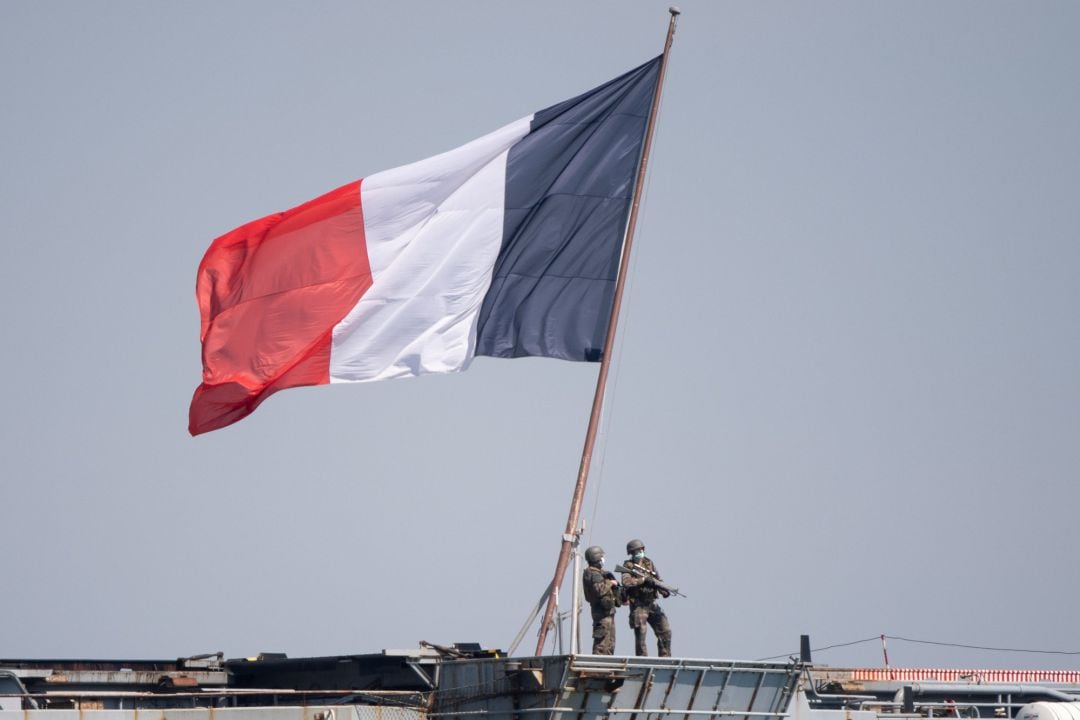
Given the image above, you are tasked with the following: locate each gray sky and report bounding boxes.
[2,2,1078,669]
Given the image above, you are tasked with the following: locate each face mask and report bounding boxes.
[600,556,606,567]
[633,551,645,561]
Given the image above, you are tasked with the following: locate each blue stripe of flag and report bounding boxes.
[476,56,663,362]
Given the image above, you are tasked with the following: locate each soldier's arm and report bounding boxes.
[598,579,619,610]
[646,561,671,597]
[621,567,647,588]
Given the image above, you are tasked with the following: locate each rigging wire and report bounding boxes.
[756,635,880,661]
[755,634,1080,662]
[888,635,1080,656]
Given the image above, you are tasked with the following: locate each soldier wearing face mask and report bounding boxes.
[620,538,672,657]
[582,545,621,655]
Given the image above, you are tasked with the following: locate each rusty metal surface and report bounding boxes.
[36,672,226,687]
[0,658,228,694]
[0,649,450,707]
[806,668,1080,688]
[0,658,223,674]
[0,705,424,720]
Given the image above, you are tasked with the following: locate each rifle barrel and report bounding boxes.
[615,564,684,597]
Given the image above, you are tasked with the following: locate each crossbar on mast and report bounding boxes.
[533,7,680,656]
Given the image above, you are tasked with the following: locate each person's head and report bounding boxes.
[626,538,645,560]
[584,546,605,567]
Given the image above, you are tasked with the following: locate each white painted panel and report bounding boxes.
[330,116,532,382]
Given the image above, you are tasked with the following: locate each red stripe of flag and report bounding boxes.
[190,180,371,435]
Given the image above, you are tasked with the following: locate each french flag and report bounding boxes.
[190,57,662,435]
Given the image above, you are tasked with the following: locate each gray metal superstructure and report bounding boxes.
[3,651,1079,720]
[433,656,798,720]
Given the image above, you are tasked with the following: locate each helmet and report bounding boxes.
[626,538,645,555]
[584,546,605,565]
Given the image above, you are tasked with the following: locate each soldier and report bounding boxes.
[582,545,621,655]
[620,538,672,657]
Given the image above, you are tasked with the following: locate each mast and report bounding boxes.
[570,531,582,653]
[534,7,680,656]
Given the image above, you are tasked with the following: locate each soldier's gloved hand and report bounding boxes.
[659,588,671,598]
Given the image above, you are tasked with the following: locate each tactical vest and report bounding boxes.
[622,557,661,606]
[583,566,620,613]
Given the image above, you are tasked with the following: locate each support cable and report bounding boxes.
[756,635,1080,662]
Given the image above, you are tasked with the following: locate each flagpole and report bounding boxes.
[534,7,680,657]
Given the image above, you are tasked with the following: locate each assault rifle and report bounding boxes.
[615,563,687,598]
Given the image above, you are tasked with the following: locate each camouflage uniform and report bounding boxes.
[620,557,672,657]
[582,565,621,655]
